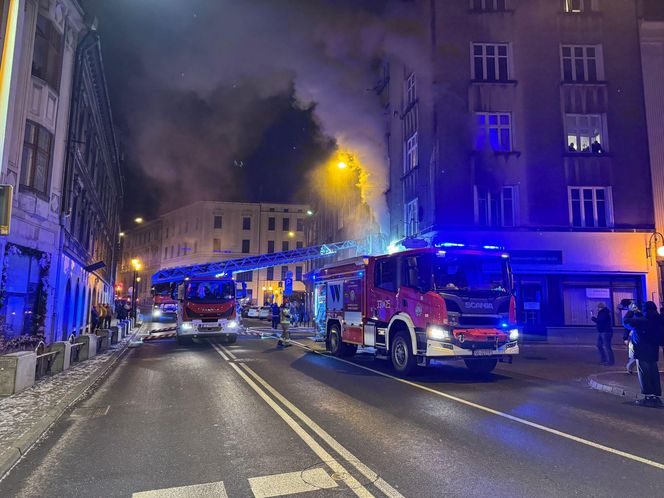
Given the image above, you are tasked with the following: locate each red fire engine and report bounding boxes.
[313,246,519,375]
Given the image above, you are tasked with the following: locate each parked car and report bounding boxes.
[247,307,260,319]
[259,306,271,320]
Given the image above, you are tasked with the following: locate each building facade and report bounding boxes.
[385,0,657,336]
[0,0,121,345]
[118,201,310,308]
[639,0,664,303]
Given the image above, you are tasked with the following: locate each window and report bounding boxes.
[471,0,507,11]
[32,15,63,90]
[242,217,251,230]
[267,240,275,253]
[563,0,597,13]
[561,45,601,82]
[475,113,512,152]
[194,241,198,253]
[569,187,612,228]
[164,247,168,259]
[214,215,223,229]
[405,198,419,237]
[296,218,304,231]
[405,72,416,105]
[296,241,303,249]
[565,114,605,153]
[20,121,53,195]
[281,266,288,280]
[475,186,518,227]
[267,267,274,280]
[472,43,510,81]
[236,271,253,282]
[282,218,290,231]
[213,238,221,252]
[268,217,275,231]
[242,239,250,253]
[282,241,289,252]
[296,266,303,281]
[374,258,397,292]
[404,132,418,173]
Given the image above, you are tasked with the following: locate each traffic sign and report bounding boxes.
[284,271,293,296]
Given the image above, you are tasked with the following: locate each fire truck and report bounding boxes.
[151,240,361,345]
[312,245,519,375]
[151,282,178,320]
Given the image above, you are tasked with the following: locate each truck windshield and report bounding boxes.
[185,281,235,303]
[432,254,510,293]
[152,283,172,297]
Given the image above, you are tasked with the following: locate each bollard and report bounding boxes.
[50,341,72,373]
[109,326,119,344]
[0,351,37,395]
[96,329,110,353]
[77,334,98,361]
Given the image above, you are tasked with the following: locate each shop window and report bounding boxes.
[3,250,43,337]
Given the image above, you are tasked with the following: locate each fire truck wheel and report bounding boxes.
[463,358,498,374]
[328,326,344,356]
[224,335,237,345]
[391,332,416,375]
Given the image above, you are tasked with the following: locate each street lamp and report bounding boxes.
[337,161,348,169]
[646,232,664,260]
[134,217,144,224]
[131,258,142,319]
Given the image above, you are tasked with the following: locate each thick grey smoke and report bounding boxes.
[86,0,426,232]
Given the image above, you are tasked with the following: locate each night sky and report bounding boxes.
[81,0,421,228]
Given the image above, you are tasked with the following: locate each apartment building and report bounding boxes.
[120,201,309,307]
[385,0,657,337]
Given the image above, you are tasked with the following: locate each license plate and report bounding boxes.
[473,349,494,357]
[201,326,220,331]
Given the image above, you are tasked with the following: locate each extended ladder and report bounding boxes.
[151,240,361,284]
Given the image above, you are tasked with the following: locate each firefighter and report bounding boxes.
[278,300,292,347]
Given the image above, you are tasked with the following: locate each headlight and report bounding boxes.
[428,326,451,341]
[509,329,519,341]
[227,321,238,329]
[152,309,162,317]
[181,322,193,330]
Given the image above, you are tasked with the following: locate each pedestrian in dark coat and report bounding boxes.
[90,305,99,334]
[271,302,280,329]
[624,301,662,406]
[592,302,614,365]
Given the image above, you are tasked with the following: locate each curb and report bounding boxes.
[587,373,641,400]
[0,324,144,480]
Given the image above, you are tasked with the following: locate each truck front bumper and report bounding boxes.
[178,321,240,338]
[424,340,519,358]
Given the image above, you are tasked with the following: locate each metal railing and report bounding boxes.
[34,341,59,380]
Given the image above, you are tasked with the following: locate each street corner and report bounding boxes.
[588,370,664,400]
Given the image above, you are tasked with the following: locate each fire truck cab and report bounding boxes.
[175,276,241,345]
[314,246,519,375]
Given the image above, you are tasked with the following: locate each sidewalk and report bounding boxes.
[588,370,664,400]
[0,327,140,478]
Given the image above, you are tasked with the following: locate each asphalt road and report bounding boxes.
[1,322,663,497]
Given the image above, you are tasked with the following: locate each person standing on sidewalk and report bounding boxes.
[592,302,614,365]
[624,301,662,407]
[623,302,638,374]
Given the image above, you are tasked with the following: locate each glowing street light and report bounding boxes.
[306,209,314,216]
[658,246,664,258]
[337,161,348,169]
[134,217,144,224]
[119,232,125,237]
[288,231,295,238]
[130,258,142,319]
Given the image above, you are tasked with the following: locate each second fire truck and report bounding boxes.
[313,245,520,375]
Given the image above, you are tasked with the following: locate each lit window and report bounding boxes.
[404,132,418,173]
[471,0,507,11]
[405,198,419,237]
[20,121,53,195]
[569,187,612,228]
[475,186,518,227]
[561,45,602,82]
[563,0,597,13]
[213,239,221,252]
[475,113,512,152]
[472,43,510,81]
[565,114,605,153]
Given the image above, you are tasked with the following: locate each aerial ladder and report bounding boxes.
[151,240,362,285]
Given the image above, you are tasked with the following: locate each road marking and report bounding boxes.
[225,346,404,498]
[210,342,375,498]
[249,468,337,498]
[132,480,228,497]
[288,340,664,471]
